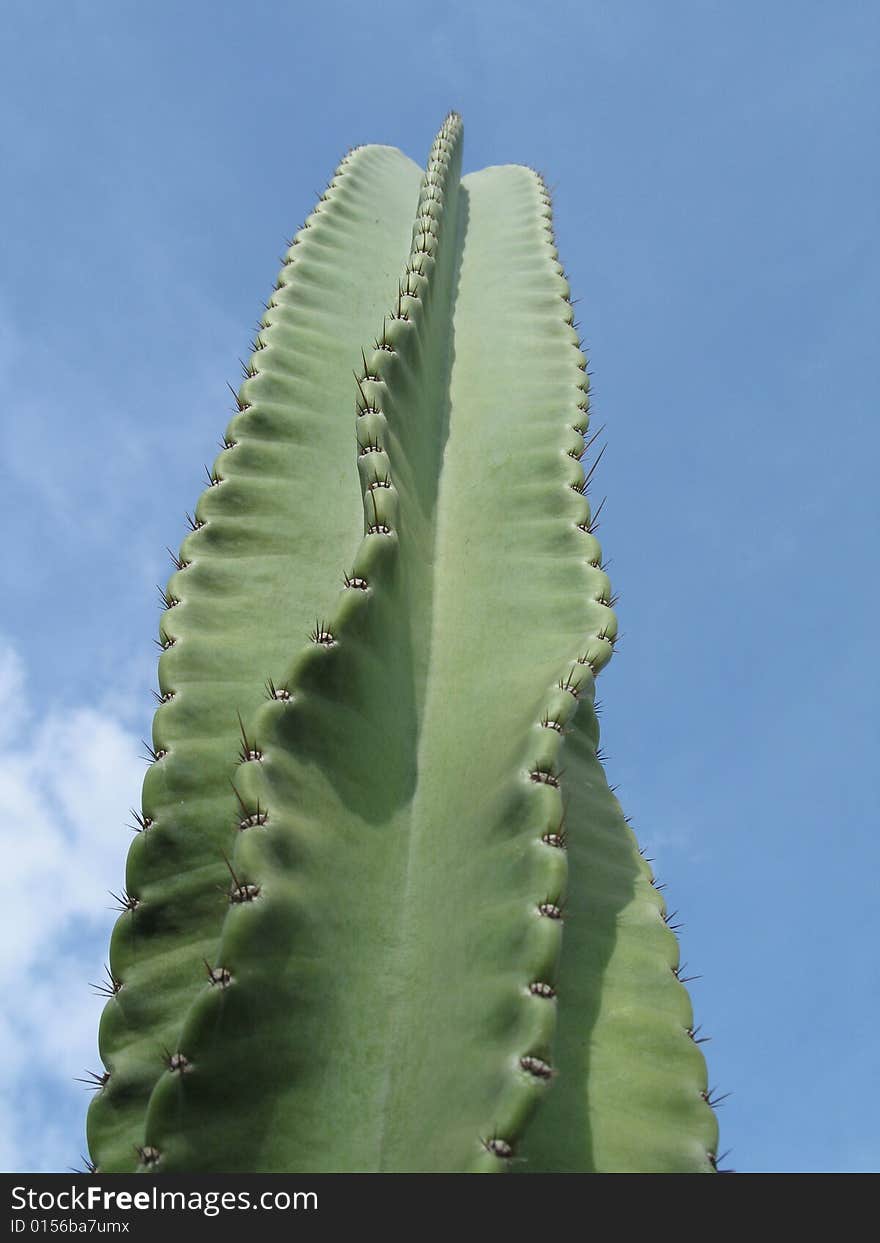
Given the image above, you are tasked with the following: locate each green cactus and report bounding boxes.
[86,113,718,1173]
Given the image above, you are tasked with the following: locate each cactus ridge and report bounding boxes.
[87,141,426,1172]
[88,113,715,1174]
[520,753,721,1172]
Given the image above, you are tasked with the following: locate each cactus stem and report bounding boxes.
[88,116,710,1176]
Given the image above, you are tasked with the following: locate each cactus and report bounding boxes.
[86,113,718,1173]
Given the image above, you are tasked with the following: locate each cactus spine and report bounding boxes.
[87,114,718,1173]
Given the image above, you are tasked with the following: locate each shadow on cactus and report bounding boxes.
[86,113,720,1173]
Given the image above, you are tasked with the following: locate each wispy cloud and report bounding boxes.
[0,637,143,1172]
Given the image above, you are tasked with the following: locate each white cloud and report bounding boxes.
[0,644,28,746]
[0,637,143,1172]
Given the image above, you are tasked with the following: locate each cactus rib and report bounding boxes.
[87,143,426,1172]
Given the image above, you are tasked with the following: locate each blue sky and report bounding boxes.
[1,0,877,1173]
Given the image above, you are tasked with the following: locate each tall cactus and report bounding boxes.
[86,113,718,1173]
